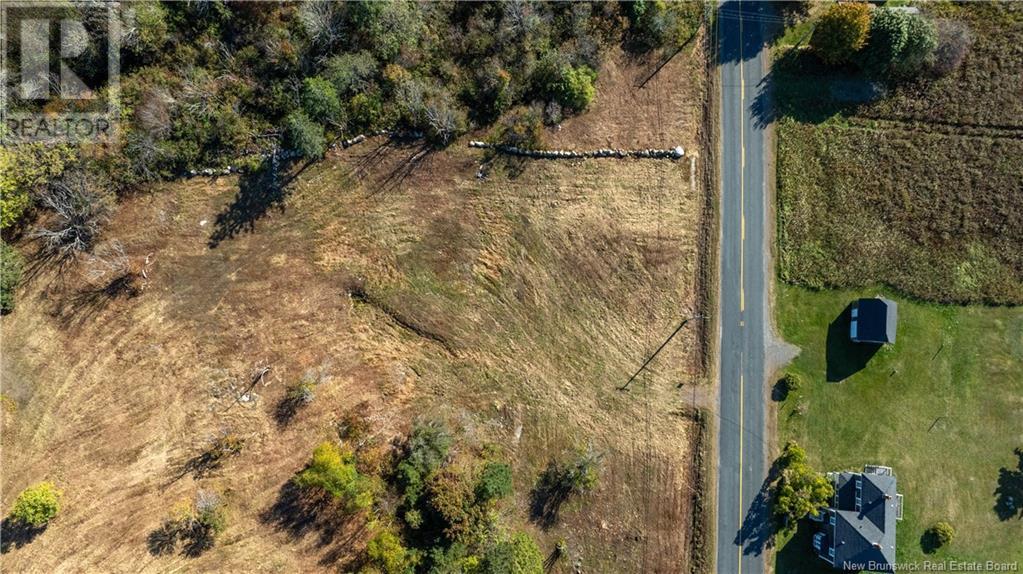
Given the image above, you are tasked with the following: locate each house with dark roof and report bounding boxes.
[849,298,898,344]
[812,465,903,572]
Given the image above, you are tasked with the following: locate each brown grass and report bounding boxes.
[0,44,710,573]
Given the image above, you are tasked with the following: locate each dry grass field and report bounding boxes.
[1,43,712,574]
[774,2,1023,304]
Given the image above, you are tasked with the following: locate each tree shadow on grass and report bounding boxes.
[994,448,1023,521]
[0,519,46,554]
[207,155,311,248]
[826,303,881,382]
[529,462,574,531]
[920,528,944,554]
[261,481,364,550]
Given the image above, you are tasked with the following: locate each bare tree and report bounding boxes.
[33,170,113,263]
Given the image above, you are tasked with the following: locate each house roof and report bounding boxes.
[850,298,898,344]
[823,471,899,571]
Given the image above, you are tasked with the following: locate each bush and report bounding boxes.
[8,482,62,528]
[810,3,871,65]
[33,170,114,260]
[861,8,909,76]
[481,532,543,574]
[773,450,834,528]
[149,490,227,556]
[534,57,597,112]
[893,14,937,78]
[284,111,326,159]
[396,420,452,507]
[781,372,804,396]
[1,241,24,314]
[324,51,379,98]
[366,529,418,574]
[476,461,513,503]
[0,143,76,230]
[491,107,545,150]
[862,9,936,79]
[627,0,704,52]
[294,441,375,512]
[927,521,955,548]
[302,76,344,125]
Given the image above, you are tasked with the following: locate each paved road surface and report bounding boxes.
[716,2,778,574]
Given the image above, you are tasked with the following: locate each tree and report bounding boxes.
[481,532,543,574]
[33,170,113,261]
[627,1,704,52]
[534,57,597,113]
[491,107,545,150]
[861,9,936,79]
[893,14,937,78]
[1,241,24,314]
[8,482,62,528]
[148,490,227,557]
[324,51,379,98]
[294,441,375,512]
[778,440,808,469]
[773,459,834,527]
[366,529,418,574]
[810,3,871,65]
[476,462,513,503]
[284,111,326,160]
[301,76,344,125]
[928,521,955,548]
[0,143,76,230]
[861,8,909,76]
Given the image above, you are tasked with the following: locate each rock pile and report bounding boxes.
[468,141,684,160]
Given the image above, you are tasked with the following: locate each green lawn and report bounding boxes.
[774,285,1023,572]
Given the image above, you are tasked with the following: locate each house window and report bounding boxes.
[829,547,835,558]
[813,532,824,551]
[829,512,835,526]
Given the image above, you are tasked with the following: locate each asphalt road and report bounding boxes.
[716,2,778,574]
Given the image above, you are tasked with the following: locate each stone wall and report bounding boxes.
[468,140,684,160]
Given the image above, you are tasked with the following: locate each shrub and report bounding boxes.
[284,111,326,159]
[773,454,834,527]
[534,57,597,112]
[0,143,76,230]
[349,92,386,133]
[481,532,543,574]
[810,3,871,65]
[124,0,170,58]
[861,8,909,76]
[33,170,114,260]
[476,461,513,503]
[778,441,808,469]
[302,76,344,125]
[396,420,452,507]
[294,441,375,512]
[324,51,379,98]
[149,490,227,556]
[8,482,62,528]
[627,0,704,52]
[491,107,545,150]
[366,529,418,574]
[893,14,937,78]
[782,372,804,396]
[932,20,971,77]
[928,521,955,548]
[1,241,24,314]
